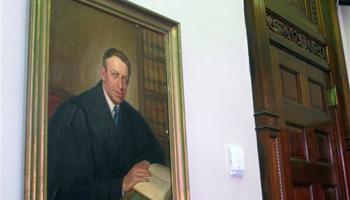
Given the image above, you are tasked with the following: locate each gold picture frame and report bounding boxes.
[25,0,189,199]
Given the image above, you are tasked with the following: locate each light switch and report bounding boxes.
[228,145,245,177]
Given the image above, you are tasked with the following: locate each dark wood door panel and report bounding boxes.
[284,100,329,127]
[271,43,345,199]
[293,184,313,200]
[309,79,327,112]
[271,45,329,84]
[291,161,334,184]
[291,183,340,200]
[287,124,309,161]
[271,45,331,115]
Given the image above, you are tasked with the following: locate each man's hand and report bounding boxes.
[122,160,151,192]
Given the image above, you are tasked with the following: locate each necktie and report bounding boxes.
[112,106,121,171]
[113,106,119,129]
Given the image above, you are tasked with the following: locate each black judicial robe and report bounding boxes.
[48,81,164,200]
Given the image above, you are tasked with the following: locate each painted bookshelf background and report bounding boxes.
[140,28,170,166]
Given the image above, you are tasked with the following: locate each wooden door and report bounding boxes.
[272,45,346,199]
[245,0,350,199]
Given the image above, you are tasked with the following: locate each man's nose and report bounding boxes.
[116,77,124,89]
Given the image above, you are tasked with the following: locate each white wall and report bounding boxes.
[338,5,350,86]
[130,0,262,199]
[0,1,28,200]
[1,0,264,199]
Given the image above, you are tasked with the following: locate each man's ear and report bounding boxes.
[100,66,106,82]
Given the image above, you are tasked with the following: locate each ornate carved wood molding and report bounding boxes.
[309,0,319,25]
[266,10,326,60]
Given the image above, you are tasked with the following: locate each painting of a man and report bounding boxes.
[48,48,164,200]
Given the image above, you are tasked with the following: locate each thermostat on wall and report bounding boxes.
[228,145,245,177]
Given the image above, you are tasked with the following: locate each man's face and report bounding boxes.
[100,56,129,105]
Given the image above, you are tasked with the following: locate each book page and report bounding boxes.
[133,164,171,200]
[149,164,170,182]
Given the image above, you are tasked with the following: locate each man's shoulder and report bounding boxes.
[49,82,106,132]
[52,95,82,116]
[121,101,135,111]
[121,101,141,116]
[78,82,107,109]
[122,102,146,121]
[50,84,99,120]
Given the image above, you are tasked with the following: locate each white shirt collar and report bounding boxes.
[102,86,119,116]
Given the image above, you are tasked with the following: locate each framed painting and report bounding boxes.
[25,0,189,199]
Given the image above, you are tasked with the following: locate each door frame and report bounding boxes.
[244,0,350,199]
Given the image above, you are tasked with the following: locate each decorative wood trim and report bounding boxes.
[255,126,281,135]
[25,1,51,200]
[321,1,350,199]
[254,110,280,117]
[244,2,277,113]
[269,39,329,72]
[254,111,281,135]
[77,0,177,33]
[309,0,319,25]
[244,0,283,199]
[165,26,191,200]
[266,10,326,60]
[324,0,350,150]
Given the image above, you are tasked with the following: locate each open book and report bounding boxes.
[124,164,171,200]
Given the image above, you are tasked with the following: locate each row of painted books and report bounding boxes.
[143,58,167,95]
[142,29,165,60]
[144,99,168,139]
